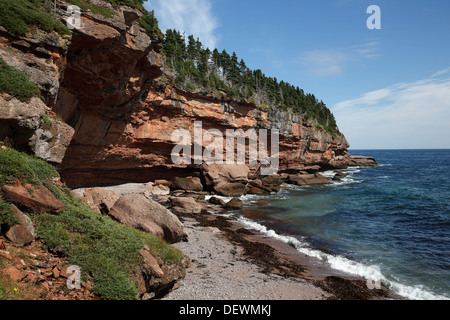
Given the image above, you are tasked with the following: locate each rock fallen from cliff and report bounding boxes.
[4,205,36,246]
[6,223,34,247]
[334,171,347,177]
[108,193,187,244]
[286,173,330,186]
[144,185,171,197]
[1,180,64,214]
[247,186,270,195]
[29,119,75,164]
[214,183,247,197]
[347,155,379,167]
[208,197,226,206]
[223,198,243,210]
[201,164,249,189]
[171,197,203,215]
[261,174,284,186]
[140,249,164,278]
[170,177,203,192]
[81,188,120,215]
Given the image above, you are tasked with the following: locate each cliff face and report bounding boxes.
[0,17,74,163]
[1,1,362,188]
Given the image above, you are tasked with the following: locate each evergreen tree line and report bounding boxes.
[161,29,340,135]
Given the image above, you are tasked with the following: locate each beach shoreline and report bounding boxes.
[163,208,403,300]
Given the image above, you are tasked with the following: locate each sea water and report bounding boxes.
[214,150,450,300]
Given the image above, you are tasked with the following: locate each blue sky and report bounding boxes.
[146,0,450,149]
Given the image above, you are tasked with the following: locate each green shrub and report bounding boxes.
[0,0,70,36]
[66,0,115,18]
[104,0,146,11]
[0,147,59,186]
[0,198,20,227]
[0,58,41,102]
[138,10,164,39]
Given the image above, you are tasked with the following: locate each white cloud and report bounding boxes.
[148,0,219,49]
[332,69,450,149]
[300,42,381,77]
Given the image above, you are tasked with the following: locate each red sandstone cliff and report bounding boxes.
[1,1,374,188]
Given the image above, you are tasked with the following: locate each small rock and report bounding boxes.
[253,200,269,206]
[5,266,26,281]
[334,171,347,177]
[140,249,164,278]
[202,227,221,233]
[224,198,243,210]
[6,225,35,246]
[0,250,12,260]
[247,186,270,195]
[208,197,226,206]
[52,267,60,278]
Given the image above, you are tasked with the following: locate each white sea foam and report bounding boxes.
[233,215,449,300]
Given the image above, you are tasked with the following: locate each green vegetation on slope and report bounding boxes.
[0,147,58,186]
[162,29,340,135]
[0,58,41,101]
[65,0,163,38]
[0,0,70,36]
[0,147,184,300]
[66,0,115,18]
[0,198,20,229]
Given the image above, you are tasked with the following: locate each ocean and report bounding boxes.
[213,150,450,300]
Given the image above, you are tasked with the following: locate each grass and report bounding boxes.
[104,0,146,12]
[0,147,183,300]
[36,181,184,300]
[66,0,115,18]
[0,0,70,36]
[0,147,59,186]
[0,58,41,102]
[0,198,20,228]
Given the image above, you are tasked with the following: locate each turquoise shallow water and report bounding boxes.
[233,150,450,300]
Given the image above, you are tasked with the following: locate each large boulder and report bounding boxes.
[81,188,120,215]
[214,183,247,197]
[170,177,203,192]
[247,186,270,195]
[261,174,284,186]
[108,193,187,243]
[170,197,203,215]
[29,119,75,164]
[1,180,64,214]
[347,155,379,167]
[201,164,249,189]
